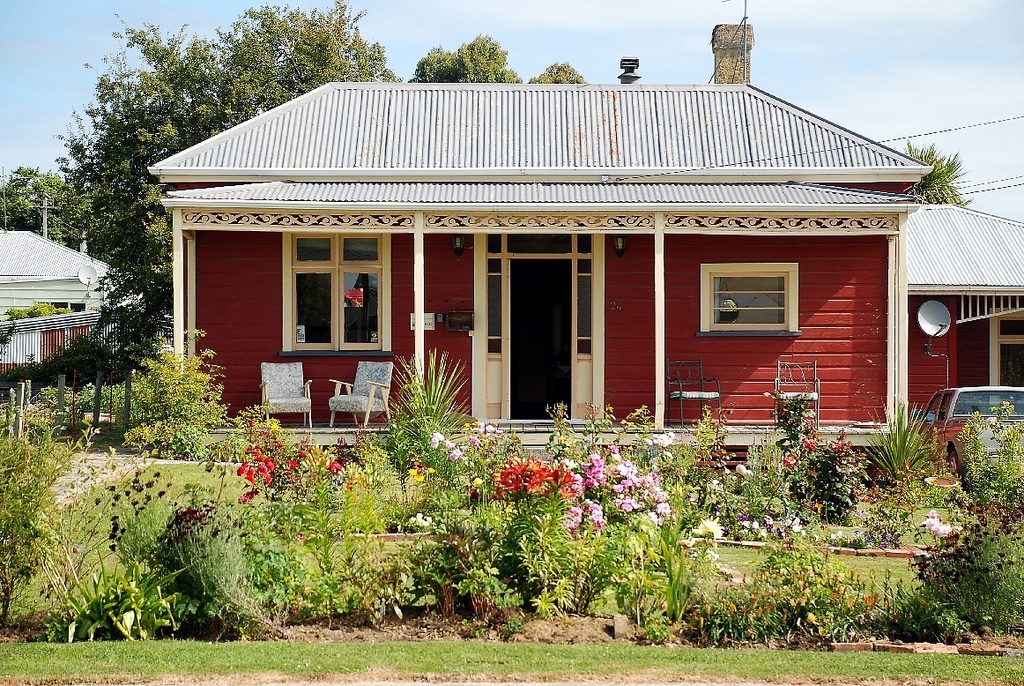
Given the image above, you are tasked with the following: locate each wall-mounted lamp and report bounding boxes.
[613,235,627,258]
[452,234,465,257]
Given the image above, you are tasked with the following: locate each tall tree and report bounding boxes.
[411,35,521,83]
[905,142,971,206]
[0,167,89,249]
[529,62,586,84]
[60,1,396,368]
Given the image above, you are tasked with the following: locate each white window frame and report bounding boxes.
[699,262,799,333]
[994,314,1024,385]
[283,234,391,352]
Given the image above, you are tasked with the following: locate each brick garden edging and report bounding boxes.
[719,539,928,559]
[833,642,1023,656]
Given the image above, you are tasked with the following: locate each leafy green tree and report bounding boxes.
[905,142,971,206]
[60,1,396,369]
[411,35,522,83]
[0,167,90,249]
[529,62,586,85]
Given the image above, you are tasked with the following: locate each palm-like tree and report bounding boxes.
[905,142,971,206]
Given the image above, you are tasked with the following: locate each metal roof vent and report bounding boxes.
[618,57,640,84]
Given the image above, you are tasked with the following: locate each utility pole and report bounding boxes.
[34,192,58,240]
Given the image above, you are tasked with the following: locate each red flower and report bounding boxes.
[245,468,255,484]
[329,461,344,473]
[288,460,298,470]
[782,454,797,468]
[238,490,258,504]
[264,472,272,485]
[236,463,248,477]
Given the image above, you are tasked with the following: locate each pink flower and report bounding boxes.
[449,448,465,461]
[469,435,481,447]
[782,454,797,468]
[430,432,445,449]
[564,506,584,532]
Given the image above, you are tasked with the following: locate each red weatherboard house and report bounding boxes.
[151,79,929,433]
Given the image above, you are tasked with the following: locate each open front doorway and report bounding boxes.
[510,259,572,419]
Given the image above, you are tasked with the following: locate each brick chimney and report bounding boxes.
[712,24,754,84]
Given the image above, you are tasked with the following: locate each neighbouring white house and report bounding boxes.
[0,230,107,316]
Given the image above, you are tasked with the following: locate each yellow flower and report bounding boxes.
[693,518,724,540]
[806,612,818,624]
[472,477,483,487]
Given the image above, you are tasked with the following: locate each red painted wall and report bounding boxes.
[198,230,892,426]
[957,318,990,387]
[195,231,474,420]
[907,295,957,408]
[604,234,891,425]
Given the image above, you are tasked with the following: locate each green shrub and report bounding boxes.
[125,349,226,458]
[0,334,112,384]
[50,561,178,642]
[155,500,253,635]
[915,503,1024,633]
[686,542,875,645]
[958,410,1024,510]
[0,432,71,626]
[6,303,71,320]
[876,579,968,643]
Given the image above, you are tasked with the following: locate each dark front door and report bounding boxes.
[510,259,572,419]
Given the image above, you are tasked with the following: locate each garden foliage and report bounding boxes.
[124,348,227,458]
[0,431,72,626]
[22,347,1024,647]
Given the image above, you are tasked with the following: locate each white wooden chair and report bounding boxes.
[260,362,312,427]
[328,361,394,427]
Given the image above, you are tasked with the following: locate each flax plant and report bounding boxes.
[868,404,940,483]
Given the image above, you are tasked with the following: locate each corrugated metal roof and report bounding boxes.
[907,205,1024,290]
[0,231,108,278]
[152,83,925,177]
[166,181,912,207]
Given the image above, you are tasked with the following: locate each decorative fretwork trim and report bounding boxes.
[181,211,414,229]
[665,215,898,231]
[425,214,654,229]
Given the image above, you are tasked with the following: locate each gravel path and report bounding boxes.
[53,449,150,503]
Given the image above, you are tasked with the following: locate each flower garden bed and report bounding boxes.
[5,354,1024,652]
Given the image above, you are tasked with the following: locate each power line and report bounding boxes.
[962,173,1024,188]
[963,180,1024,195]
[880,114,1024,143]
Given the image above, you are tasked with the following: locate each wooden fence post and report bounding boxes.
[14,381,25,438]
[56,374,66,429]
[123,372,132,429]
[92,370,104,429]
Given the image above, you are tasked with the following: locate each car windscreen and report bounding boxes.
[951,391,1024,417]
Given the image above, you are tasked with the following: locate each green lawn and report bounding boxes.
[717,543,920,587]
[1,640,1021,684]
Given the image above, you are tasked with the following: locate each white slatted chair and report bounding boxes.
[260,362,312,427]
[329,361,394,427]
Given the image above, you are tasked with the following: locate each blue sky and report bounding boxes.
[2,0,1023,220]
